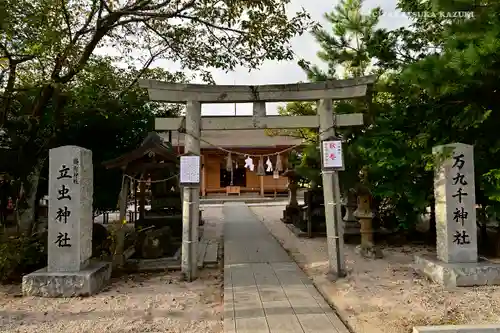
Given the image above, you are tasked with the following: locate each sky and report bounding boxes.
[151,0,412,116]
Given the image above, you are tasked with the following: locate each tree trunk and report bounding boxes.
[427,198,436,245]
[16,158,45,235]
[112,175,129,268]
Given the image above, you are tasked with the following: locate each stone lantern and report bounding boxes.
[281,169,301,224]
[353,187,383,258]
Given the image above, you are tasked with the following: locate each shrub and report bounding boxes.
[0,234,46,283]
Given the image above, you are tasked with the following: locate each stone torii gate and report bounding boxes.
[139,76,376,281]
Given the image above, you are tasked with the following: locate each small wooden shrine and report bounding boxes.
[103,132,182,258]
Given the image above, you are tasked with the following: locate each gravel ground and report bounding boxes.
[0,207,224,333]
[251,205,500,333]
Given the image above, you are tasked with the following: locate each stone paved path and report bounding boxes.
[223,202,349,333]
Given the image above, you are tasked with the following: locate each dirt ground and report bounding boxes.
[251,205,500,333]
[0,208,224,333]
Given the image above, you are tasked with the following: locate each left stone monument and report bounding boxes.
[22,145,111,297]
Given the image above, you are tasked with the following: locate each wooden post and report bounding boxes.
[139,175,146,221]
[274,176,277,198]
[253,102,266,198]
[201,155,206,197]
[133,180,138,222]
[318,99,346,279]
[260,176,264,197]
[182,100,201,281]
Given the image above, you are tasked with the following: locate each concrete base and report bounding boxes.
[414,254,500,287]
[414,324,500,332]
[22,261,111,297]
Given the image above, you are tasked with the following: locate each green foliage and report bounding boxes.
[294,144,322,187]
[361,0,500,226]
[286,0,500,229]
[54,56,183,212]
[0,234,46,283]
[299,0,380,79]
[271,102,318,141]
[284,0,379,194]
[0,0,313,230]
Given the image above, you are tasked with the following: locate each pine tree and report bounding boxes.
[299,0,381,80]
[283,0,381,192]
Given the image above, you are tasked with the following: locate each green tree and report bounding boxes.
[299,0,380,79]
[278,0,381,194]
[3,56,184,226]
[283,0,500,231]
[55,56,185,213]
[356,0,500,229]
[0,0,312,231]
[0,57,182,279]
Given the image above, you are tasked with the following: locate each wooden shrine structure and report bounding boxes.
[103,132,185,260]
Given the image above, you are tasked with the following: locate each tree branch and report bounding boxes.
[60,0,73,41]
[143,21,181,55]
[127,0,155,11]
[0,42,10,59]
[0,44,33,64]
[0,39,36,126]
[163,13,245,34]
[51,0,101,79]
[58,5,123,83]
[0,62,18,127]
[119,0,194,16]
[35,3,122,120]
[100,0,113,14]
[118,47,168,98]
[141,0,173,11]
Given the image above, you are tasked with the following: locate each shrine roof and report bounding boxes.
[102,132,178,169]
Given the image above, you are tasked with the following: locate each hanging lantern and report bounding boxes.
[275,154,283,172]
[226,153,233,172]
[256,156,265,176]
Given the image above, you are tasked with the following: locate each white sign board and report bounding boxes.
[180,155,201,186]
[321,140,344,170]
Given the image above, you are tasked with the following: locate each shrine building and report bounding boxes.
[163,129,304,197]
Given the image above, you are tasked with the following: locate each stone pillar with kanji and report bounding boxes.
[414,142,500,287]
[22,146,111,297]
[47,146,93,271]
[433,143,477,263]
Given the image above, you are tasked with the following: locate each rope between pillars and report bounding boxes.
[175,119,338,158]
[124,173,179,183]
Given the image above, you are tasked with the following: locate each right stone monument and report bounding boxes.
[414,143,500,287]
